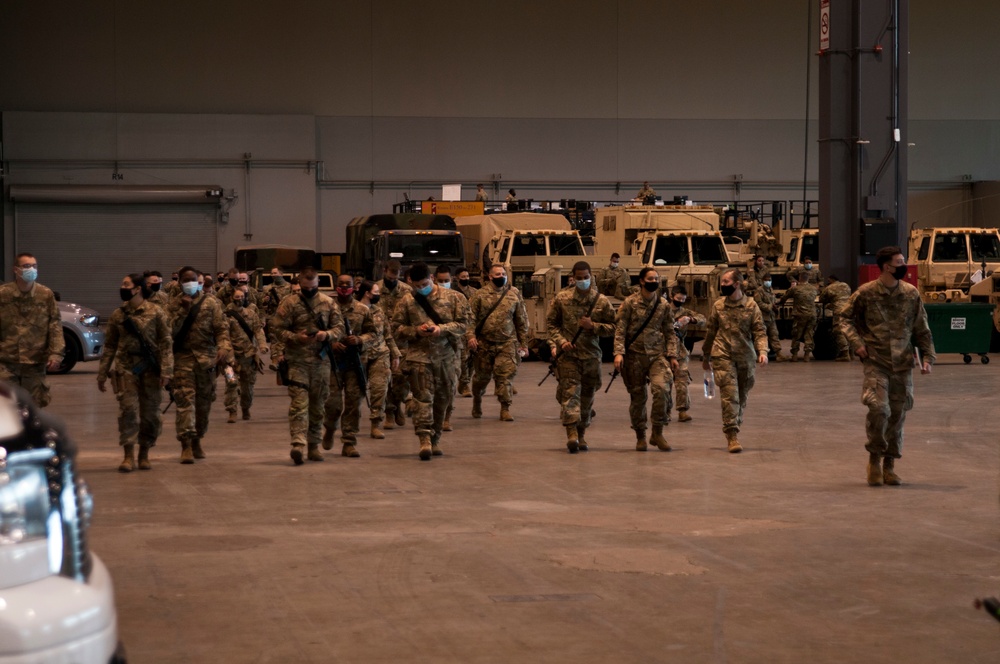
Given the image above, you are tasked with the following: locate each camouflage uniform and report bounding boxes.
[98,301,173,452]
[391,286,469,455]
[378,279,413,423]
[779,282,818,358]
[614,292,678,434]
[271,292,345,456]
[744,262,772,297]
[456,282,479,392]
[215,280,239,307]
[467,282,528,412]
[670,303,707,417]
[366,304,399,425]
[637,185,656,199]
[820,281,853,358]
[165,280,182,297]
[546,286,616,436]
[168,293,232,453]
[264,280,294,365]
[0,281,64,408]
[789,266,823,286]
[325,299,376,451]
[597,265,630,300]
[702,294,768,435]
[146,289,171,309]
[840,280,935,460]
[753,284,783,355]
[224,302,267,416]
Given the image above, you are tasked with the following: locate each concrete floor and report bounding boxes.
[49,350,999,663]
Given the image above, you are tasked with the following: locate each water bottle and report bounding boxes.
[703,369,715,399]
[224,365,238,386]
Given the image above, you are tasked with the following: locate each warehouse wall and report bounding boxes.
[2,0,998,260]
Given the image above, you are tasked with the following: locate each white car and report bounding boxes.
[53,301,105,375]
[0,385,125,663]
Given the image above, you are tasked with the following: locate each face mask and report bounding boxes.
[197,283,204,293]
[575,278,591,291]
[273,275,285,285]
[336,286,354,298]
[369,295,381,306]
[892,264,908,280]
[491,276,507,289]
[301,287,319,299]
[383,278,397,290]
[458,279,470,288]
[720,284,736,296]
[238,281,249,287]
[416,284,433,297]
[763,280,772,288]
[182,281,200,296]
[804,264,813,271]
[234,299,246,308]
[19,267,37,283]
[672,299,684,307]
[438,281,451,289]
[642,281,658,292]
[229,278,239,286]
[610,262,619,269]
[149,282,161,292]
[120,288,136,301]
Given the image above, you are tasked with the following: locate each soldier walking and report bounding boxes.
[467,264,528,422]
[357,280,399,439]
[224,287,268,422]
[0,253,64,407]
[144,270,170,308]
[667,284,707,422]
[271,268,345,465]
[377,260,412,430]
[391,262,469,460]
[167,266,232,463]
[840,246,935,486]
[613,268,679,451]
[820,275,853,361]
[455,266,478,397]
[97,273,173,472]
[263,267,293,369]
[701,268,769,453]
[779,279,819,361]
[546,261,616,453]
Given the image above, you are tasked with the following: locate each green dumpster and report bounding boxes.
[924,303,995,364]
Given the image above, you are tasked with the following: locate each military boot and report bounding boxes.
[775,353,791,362]
[307,444,325,462]
[803,353,813,363]
[227,411,237,424]
[566,426,580,454]
[290,444,305,465]
[180,438,195,464]
[790,353,800,362]
[383,413,395,430]
[459,382,472,398]
[370,419,385,439]
[499,404,514,422]
[242,407,251,420]
[866,453,883,486]
[576,425,589,451]
[882,456,902,486]
[191,438,206,459]
[472,395,483,419]
[418,433,433,461]
[835,353,850,362]
[431,440,443,456]
[394,409,406,427]
[635,430,648,452]
[322,426,335,451]
[118,444,136,473]
[442,417,453,432]
[677,410,693,422]
[342,442,360,458]
[137,445,151,471]
[725,430,743,454]
[650,425,671,451]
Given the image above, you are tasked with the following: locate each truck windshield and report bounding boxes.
[800,234,819,263]
[387,235,463,262]
[511,235,547,257]
[692,236,728,265]
[932,234,969,262]
[970,233,1000,261]
[651,236,689,266]
[549,234,584,256]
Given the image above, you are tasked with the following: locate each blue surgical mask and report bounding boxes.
[182,282,200,296]
[804,264,813,271]
[416,284,433,297]
[576,278,591,291]
[763,280,772,288]
[438,281,451,289]
[19,267,37,283]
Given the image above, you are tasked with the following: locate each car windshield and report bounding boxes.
[692,236,728,265]
[970,233,1000,261]
[549,234,584,256]
[932,234,969,262]
[387,235,463,262]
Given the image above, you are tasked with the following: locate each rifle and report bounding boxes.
[162,383,175,414]
[122,311,160,376]
[339,310,370,408]
[541,292,601,388]
[606,293,662,393]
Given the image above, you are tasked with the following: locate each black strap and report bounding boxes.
[173,298,205,352]
[474,286,511,338]
[225,309,256,345]
[298,293,328,331]
[568,293,601,345]
[412,291,444,325]
[121,308,160,371]
[624,294,660,352]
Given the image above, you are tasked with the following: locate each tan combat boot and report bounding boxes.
[342,442,360,458]
[431,440,443,456]
[118,444,136,473]
[370,419,385,439]
[242,408,251,420]
[725,430,743,454]
[459,382,472,398]
[442,417,453,432]
[418,433,433,460]
[383,413,395,430]
[803,353,813,363]
[866,453,883,486]
[290,444,305,465]
[472,395,483,419]
[227,411,237,424]
[499,404,514,422]
[882,456,901,486]
[677,410,693,422]
[180,438,195,464]
[191,438,206,459]
[307,444,325,462]
[394,409,406,427]
[137,445,151,471]
[775,353,791,362]
[650,425,671,451]
[576,425,589,451]
[635,430,648,452]
[566,425,580,454]
[790,353,800,362]
[322,426,335,450]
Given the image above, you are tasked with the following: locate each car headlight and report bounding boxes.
[0,447,51,546]
[79,314,100,327]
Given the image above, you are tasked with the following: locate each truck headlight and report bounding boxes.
[79,314,100,327]
[0,448,51,546]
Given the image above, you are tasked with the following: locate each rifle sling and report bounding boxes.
[172,298,205,353]
[474,286,510,339]
[121,308,160,371]
[225,309,256,346]
[412,291,444,326]
[624,295,661,353]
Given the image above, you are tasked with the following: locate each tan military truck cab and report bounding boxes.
[909,227,1000,302]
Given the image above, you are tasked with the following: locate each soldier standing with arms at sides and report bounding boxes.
[701,268,769,453]
[667,284,707,422]
[271,268,344,465]
[323,274,376,458]
[820,275,853,361]
[840,246,935,487]
[377,260,412,430]
[597,253,630,300]
[467,264,528,422]
[357,280,399,439]
[97,273,173,472]
[144,270,170,308]
[455,266,478,397]
[753,276,788,362]
[167,266,232,464]
[614,268,679,452]
[391,262,469,461]
[0,253,64,407]
[224,287,268,423]
[546,261,616,453]
[779,279,819,361]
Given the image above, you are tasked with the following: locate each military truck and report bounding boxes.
[452,213,585,281]
[345,213,465,281]
[909,227,1000,303]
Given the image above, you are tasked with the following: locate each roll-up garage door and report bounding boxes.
[15,203,218,318]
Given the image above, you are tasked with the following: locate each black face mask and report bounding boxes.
[301,287,319,299]
[672,299,684,307]
[491,276,506,288]
[149,282,161,292]
[120,288,136,302]
[720,284,736,296]
[229,278,239,287]
[458,279,470,288]
[892,264,908,280]
[642,281,658,292]
[383,278,397,290]
[369,295,381,306]
[234,299,246,308]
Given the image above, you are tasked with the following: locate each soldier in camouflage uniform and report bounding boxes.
[467,264,528,422]
[0,253,64,408]
[455,266,478,397]
[98,273,174,472]
[263,267,294,369]
[840,246,935,487]
[636,181,656,199]
[435,266,463,431]
[613,268,679,451]
[167,266,232,463]
[224,287,268,423]
[701,268,769,453]
[779,279,818,361]
[215,267,239,307]
[596,253,630,300]
[323,274,376,458]
[378,260,413,430]
[271,267,345,465]
[144,270,171,309]
[744,255,772,297]
[788,257,823,286]
[820,275,853,361]
[237,272,263,310]
[391,262,469,460]
[546,261,616,453]
[753,278,788,361]
[358,280,399,439]
[668,284,707,422]
[166,273,181,297]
